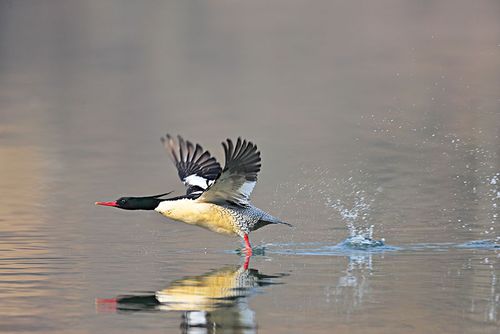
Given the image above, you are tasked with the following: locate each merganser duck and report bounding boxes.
[96,134,289,255]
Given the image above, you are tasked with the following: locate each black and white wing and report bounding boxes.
[199,138,261,206]
[161,134,222,195]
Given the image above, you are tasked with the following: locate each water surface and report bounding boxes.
[0,1,499,333]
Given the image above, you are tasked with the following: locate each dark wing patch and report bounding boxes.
[222,137,261,182]
[161,134,222,194]
[199,138,261,206]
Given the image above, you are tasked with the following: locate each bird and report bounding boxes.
[95,134,290,255]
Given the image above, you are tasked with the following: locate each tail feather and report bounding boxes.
[253,214,292,231]
[272,219,292,227]
[263,212,292,226]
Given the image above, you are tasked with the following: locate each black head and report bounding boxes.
[95,192,172,210]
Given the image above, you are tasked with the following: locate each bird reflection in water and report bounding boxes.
[329,253,373,314]
[96,257,287,333]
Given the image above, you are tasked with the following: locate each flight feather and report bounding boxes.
[199,138,261,206]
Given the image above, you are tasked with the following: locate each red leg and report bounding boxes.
[243,253,251,270]
[244,234,253,257]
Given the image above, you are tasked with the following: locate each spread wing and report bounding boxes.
[198,138,261,206]
[161,134,222,195]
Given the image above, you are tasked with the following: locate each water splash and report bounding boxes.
[329,189,373,236]
[326,180,386,249]
[268,167,386,245]
[339,233,385,250]
[484,172,499,236]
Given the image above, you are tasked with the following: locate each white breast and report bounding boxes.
[154,199,237,235]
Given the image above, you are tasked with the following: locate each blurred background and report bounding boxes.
[0,1,499,333]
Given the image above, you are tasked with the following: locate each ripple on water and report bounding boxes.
[455,238,500,249]
[262,235,399,256]
[248,236,499,256]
